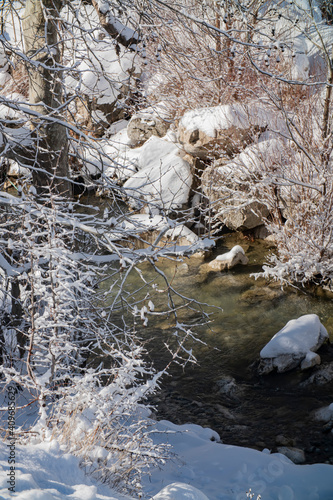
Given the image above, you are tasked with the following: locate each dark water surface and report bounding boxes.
[101,233,333,464]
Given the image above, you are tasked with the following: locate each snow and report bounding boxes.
[7,160,30,178]
[102,213,214,255]
[260,314,328,358]
[63,6,138,106]
[0,440,127,500]
[151,483,209,500]
[179,103,284,138]
[216,245,247,262]
[123,136,192,211]
[1,419,333,500]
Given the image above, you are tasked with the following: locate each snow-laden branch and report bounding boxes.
[92,0,140,50]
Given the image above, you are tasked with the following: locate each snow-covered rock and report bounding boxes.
[64,5,140,130]
[0,92,27,124]
[6,159,30,178]
[123,136,192,212]
[207,245,248,271]
[201,138,286,230]
[151,482,209,500]
[84,129,138,179]
[259,314,329,374]
[164,225,199,246]
[178,103,281,159]
[103,214,214,255]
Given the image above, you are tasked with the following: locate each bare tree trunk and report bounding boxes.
[23,0,71,196]
[321,56,333,194]
[322,59,333,143]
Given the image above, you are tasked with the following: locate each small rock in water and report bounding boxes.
[215,404,236,420]
[212,245,249,270]
[313,402,333,423]
[300,352,321,370]
[301,362,333,386]
[240,286,283,304]
[215,375,241,400]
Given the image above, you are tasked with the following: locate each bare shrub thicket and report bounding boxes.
[138,0,311,118]
[0,187,206,491]
[137,0,333,285]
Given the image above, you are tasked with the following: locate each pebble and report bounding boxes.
[275,434,296,447]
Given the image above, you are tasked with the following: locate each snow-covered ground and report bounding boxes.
[1,418,333,500]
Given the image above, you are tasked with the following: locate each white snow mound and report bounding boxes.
[151,482,209,500]
[259,314,329,374]
[260,314,328,358]
[123,136,192,211]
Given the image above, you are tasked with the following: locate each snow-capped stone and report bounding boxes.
[123,136,192,211]
[178,103,281,159]
[201,139,285,230]
[208,245,248,271]
[151,482,210,500]
[6,160,30,178]
[164,225,199,246]
[259,314,329,374]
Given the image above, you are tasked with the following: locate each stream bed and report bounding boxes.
[101,232,333,465]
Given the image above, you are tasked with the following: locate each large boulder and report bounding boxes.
[201,166,269,232]
[178,103,281,159]
[201,138,288,230]
[221,200,269,232]
[123,136,192,212]
[258,314,329,374]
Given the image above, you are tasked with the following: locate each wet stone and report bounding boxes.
[275,434,297,447]
[277,446,306,464]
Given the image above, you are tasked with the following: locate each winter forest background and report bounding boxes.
[1,0,333,498]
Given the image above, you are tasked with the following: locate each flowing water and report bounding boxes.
[100,232,333,465]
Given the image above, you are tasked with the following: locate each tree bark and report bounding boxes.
[23,0,71,196]
[322,59,333,142]
[91,0,140,50]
